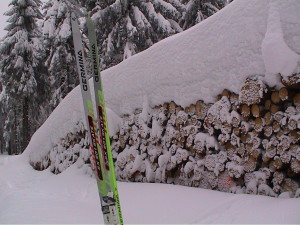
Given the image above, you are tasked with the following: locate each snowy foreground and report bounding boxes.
[1,155,299,224]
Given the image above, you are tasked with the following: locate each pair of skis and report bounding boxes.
[70,11,123,225]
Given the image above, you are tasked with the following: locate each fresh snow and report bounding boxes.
[261,1,300,86]
[1,155,300,224]
[100,0,300,115]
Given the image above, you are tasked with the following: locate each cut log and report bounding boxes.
[280,151,291,164]
[189,104,196,116]
[162,103,169,114]
[241,104,250,118]
[266,143,277,158]
[169,101,177,115]
[293,93,300,107]
[254,117,264,132]
[246,143,253,152]
[281,73,300,88]
[233,127,240,136]
[221,89,230,98]
[239,77,265,105]
[284,101,293,111]
[251,104,261,118]
[269,158,282,172]
[250,148,261,159]
[264,112,273,125]
[231,111,241,128]
[206,113,215,124]
[195,100,207,120]
[213,118,222,130]
[282,126,290,135]
[237,143,246,157]
[218,133,230,145]
[221,122,232,135]
[119,135,127,149]
[288,116,298,130]
[176,106,183,115]
[281,178,299,194]
[272,121,281,133]
[263,125,273,137]
[279,87,289,101]
[291,158,300,174]
[243,156,257,172]
[184,105,189,115]
[289,130,300,144]
[230,133,240,147]
[241,134,248,144]
[225,143,238,160]
[272,171,285,185]
[271,91,281,104]
[230,92,239,105]
[289,144,299,157]
[240,121,250,134]
[270,104,280,115]
[274,111,284,123]
[264,99,272,110]
[276,131,285,141]
[232,104,239,112]
[245,131,258,144]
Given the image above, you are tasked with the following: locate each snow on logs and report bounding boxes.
[111,75,300,198]
[30,74,300,198]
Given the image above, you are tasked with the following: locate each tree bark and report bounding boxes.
[22,97,30,152]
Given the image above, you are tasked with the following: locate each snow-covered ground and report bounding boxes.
[0,154,300,224]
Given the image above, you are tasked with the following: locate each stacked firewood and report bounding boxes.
[111,75,300,197]
[30,121,92,175]
[29,74,300,198]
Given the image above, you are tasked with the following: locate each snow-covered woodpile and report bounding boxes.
[30,121,93,175]
[30,74,300,198]
[111,75,300,198]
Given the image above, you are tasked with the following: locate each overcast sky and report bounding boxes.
[0,1,10,39]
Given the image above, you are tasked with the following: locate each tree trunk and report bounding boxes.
[22,97,30,153]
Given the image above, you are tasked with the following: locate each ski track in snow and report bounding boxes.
[1,155,300,224]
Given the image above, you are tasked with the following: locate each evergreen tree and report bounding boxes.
[90,0,184,69]
[42,0,79,111]
[0,59,4,154]
[180,0,225,30]
[0,0,44,154]
[88,0,226,69]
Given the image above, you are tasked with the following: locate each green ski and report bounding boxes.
[70,11,123,225]
[85,13,123,225]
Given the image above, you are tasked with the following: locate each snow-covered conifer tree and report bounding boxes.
[0,79,4,154]
[0,0,44,154]
[42,0,79,111]
[180,0,225,30]
[89,0,226,69]
[91,0,184,69]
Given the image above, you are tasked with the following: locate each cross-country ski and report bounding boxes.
[71,11,123,224]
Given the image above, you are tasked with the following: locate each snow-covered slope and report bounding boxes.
[1,155,300,224]
[25,0,300,163]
